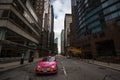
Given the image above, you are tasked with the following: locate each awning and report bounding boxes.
[67,47,82,55]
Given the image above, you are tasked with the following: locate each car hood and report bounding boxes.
[38,61,56,67]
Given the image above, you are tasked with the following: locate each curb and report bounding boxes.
[0,62,32,75]
[0,60,39,75]
[82,60,120,72]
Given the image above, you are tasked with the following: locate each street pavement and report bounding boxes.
[0,55,120,80]
[0,58,40,74]
[80,59,120,71]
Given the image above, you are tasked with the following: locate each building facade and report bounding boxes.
[74,0,120,58]
[54,37,58,55]
[64,14,72,55]
[30,0,52,56]
[0,0,41,61]
[61,29,65,55]
[70,0,78,47]
[49,5,55,54]
[30,0,44,27]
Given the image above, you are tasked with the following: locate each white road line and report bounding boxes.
[63,66,67,76]
[61,62,67,77]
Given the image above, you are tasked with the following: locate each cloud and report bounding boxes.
[51,0,56,3]
[52,0,71,53]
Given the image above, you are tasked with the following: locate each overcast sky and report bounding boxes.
[51,0,71,53]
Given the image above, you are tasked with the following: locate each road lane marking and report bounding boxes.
[63,66,67,76]
[61,62,67,77]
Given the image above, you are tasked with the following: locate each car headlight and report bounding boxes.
[36,66,42,71]
[37,66,41,68]
[51,65,56,69]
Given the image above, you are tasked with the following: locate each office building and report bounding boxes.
[70,0,78,47]
[54,37,58,55]
[64,14,72,55]
[61,29,65,55]
[74,0,120,58]
[0,0,41,60]
[49,5,55,54]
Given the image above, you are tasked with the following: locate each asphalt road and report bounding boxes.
[0,55,120,80]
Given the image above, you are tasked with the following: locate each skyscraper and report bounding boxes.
[70,0,78,47]
[54,37,58,54]
[61,29,65,55]
[74,0,120,58]
[64,14,72,55]
[49,5,55,54]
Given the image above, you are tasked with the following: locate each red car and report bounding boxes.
[35,56,58,74]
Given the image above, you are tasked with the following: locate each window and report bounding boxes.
[88,21,100,29]
[0,10,9,18]
[91,27,102,33]
[104,10,119,21]
[85,0,88,3]
[101,0,106,2]
[99,32,105,38]
[116,20,120,26]
[0,0,13,3]
[9,11,34,36]
[26,0,38,22]
[21,0,27,3]
[104,2,120,15]
[111,11,119,18]
[13,0,24,14]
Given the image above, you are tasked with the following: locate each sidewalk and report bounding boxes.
[0,58,40,73]
[81,59,120,71]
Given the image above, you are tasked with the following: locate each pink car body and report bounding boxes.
[35,56,58,74]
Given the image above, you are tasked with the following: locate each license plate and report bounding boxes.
[47,68,50,71]
[43,70,47,72]
[42,69,47,72]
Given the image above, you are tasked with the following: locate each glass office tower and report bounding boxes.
[75,0,120,58]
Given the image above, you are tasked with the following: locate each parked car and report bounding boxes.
[35,56,58,74]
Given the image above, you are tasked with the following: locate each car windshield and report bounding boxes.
[42,57,55,62]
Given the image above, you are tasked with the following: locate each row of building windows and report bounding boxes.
[78,26,103,38]
[78,14,100,30]
[0,0,13,3]
[0,10,38,40]
[91,26,102,34]
[88,21,101,29]
[0,0,40,34]
[77,1,102,22]
[105,10,120,21]
[13,0,41,34]
[77,0,120,27]
[79,5,119,28]
[9,11,38,39]
[79,11,120,36]
[77,0,120,39]
[78,5,120,34]
[102,0,119,8]
[103,2,120,15]
[26,0,38,22]
[117,20,120,26]
[13,0,24,14]
[79,11,120,35]
[100,0,106,2]
[0,10,9,17]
